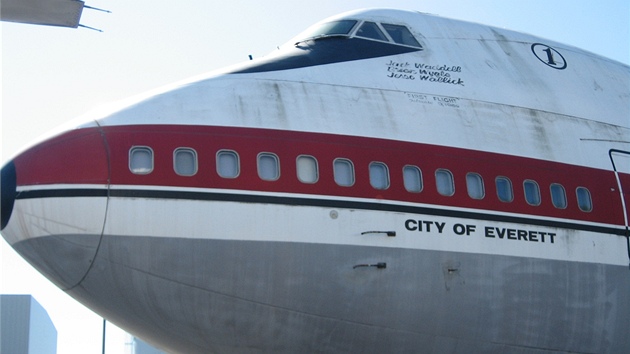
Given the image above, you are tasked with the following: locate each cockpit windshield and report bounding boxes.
[381,23,422,47]
[293,19,422,49]
[297,20,358,42]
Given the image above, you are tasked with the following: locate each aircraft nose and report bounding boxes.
[1,161,17,231]
[0,123,110,290]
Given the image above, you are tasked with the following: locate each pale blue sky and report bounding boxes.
[1,1,629,353]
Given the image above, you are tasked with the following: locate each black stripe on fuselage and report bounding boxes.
[17,189,109,198]
[228,37,420,74]
[15,187,626,236]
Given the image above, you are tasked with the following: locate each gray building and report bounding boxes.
[1,294,57,354]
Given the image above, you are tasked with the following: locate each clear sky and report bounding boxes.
[1,1,629,353]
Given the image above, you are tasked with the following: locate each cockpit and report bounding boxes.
[232,16,424,74]
[294,19,422,49]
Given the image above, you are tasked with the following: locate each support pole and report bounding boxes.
[102,319,106,354]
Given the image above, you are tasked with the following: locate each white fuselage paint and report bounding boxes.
[2,8,629,354]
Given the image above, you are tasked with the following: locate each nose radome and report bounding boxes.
[0,123,110,290]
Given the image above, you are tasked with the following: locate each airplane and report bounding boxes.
[1,0,84,28]
[0,0,108,30]
[1,8,629,353]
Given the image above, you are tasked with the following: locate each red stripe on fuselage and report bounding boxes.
[14,128,109,187]
[14,124,624,227]
[99,125,622,226]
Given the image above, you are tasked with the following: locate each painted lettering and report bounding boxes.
[517,230,528,241]
[404,219,446,233]
[484,227,555,244]
[387,60,410,68]
[453,223,465,235]
[388,72,415,80]
[387,61,465,86]
[433,97,457,103]
[406,221,556,245]
[453,224,476,235]
[405,219,417,231]
[414,64,462,72]
[418,76,464,86]
[507,229,517,240]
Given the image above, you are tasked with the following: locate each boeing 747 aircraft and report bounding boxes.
[2,8,629,353]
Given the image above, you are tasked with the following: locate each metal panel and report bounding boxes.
[0,0,84,28]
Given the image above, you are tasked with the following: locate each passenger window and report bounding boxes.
[174,148,197,176]
[550,183,567,209]
[258,153,280,181]
[496,177,513,202]
[296,155,318,184]
[435,169,454,196]
[356,21,388,41]
[216,150,239,178]
[129,146,153,175]
[381,23,421,47]
[334,158,355,187]
[576,187,593,212]
[369,162,390,190]
[403,165,422,193]
[466,173,484,199]
[523,180,541,206]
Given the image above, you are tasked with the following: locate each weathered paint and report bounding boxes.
[2,8,629,354]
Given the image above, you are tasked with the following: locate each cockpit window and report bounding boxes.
[353,21,421,49]
[355,21,388,41]
[300,20,358,41]
[381,23,421,47]
[293,19,422,50]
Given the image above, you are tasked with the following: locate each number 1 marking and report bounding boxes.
[531,43,567,70]
[543,47,556,65]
